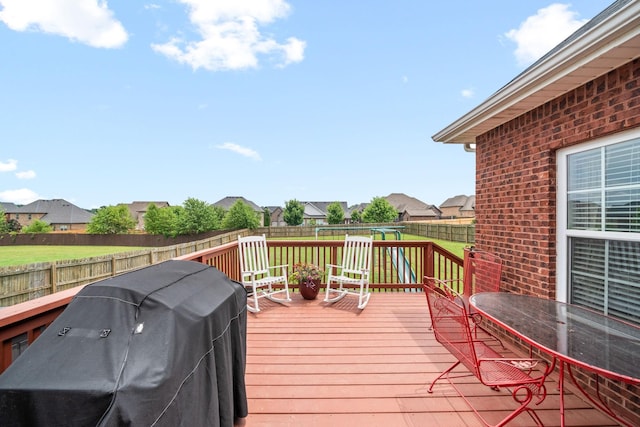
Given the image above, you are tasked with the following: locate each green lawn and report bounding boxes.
[0,246,149,268]
[0,235,468,268]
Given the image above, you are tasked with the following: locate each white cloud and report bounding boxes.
[151,0,306,71]
[401,76,408,84]
[215,142,262,161]
[461,88,474,98]
[0,0,128,48]
[0,188,39,204]
[505,3,588,67]
[0,159,18,172]
[16,170,36,179]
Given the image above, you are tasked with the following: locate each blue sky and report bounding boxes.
[0,0,611,210]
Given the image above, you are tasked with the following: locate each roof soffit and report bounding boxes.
[432,0,640,144]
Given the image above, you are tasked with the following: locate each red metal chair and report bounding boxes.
[426,247,504,346]
[424,281,551,427]
[463,247,504,346]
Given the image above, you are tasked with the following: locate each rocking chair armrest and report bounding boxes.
[241,271,255,280]
[326,263,342,272]
[267,264,289,277]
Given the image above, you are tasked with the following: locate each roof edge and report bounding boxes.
[432,0,640,144]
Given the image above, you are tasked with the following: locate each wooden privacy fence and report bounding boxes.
[0,231,245,307]
[259,222,475,243]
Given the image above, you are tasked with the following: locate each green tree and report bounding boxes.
[283,199,304,226]
[263,207,271,227]
[0,208,9,233]
[222,200,261,230]
[212,205,226,226]
[175,197,219,235]
[144,203,178,237]
[22,219,53,233]
[87,205,136,234]
[5,218,22,232]
[326,202,345,224]
[350,209,362,224]
[362,197,397,223]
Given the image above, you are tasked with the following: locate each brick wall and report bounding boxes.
[474,58,640,425]
[475,58,640,298]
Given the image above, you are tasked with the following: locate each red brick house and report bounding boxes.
[432,0,640,423]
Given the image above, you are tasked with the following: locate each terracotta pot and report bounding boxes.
[298,279,320,300]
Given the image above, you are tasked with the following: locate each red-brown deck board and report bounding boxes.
[236,292,620,427]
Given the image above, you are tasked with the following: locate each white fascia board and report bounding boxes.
[432,1,640,145]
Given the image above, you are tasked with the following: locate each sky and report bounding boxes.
[0,0,612,210]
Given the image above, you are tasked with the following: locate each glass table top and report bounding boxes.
[469,292,640,384]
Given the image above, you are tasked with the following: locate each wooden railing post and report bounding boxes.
[424,242,434,282]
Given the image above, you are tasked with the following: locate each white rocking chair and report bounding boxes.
[238,234,291,313]
[324,235,373,309]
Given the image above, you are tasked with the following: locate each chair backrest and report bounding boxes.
[423,282,479,377]
[340,235,373,276]
[463,248,502,297]
[238,234,271,278]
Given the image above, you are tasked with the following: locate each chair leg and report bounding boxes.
[247,284,260,313]
[324,280,347,303]
[428,360,461,393]
[357,282,371,309]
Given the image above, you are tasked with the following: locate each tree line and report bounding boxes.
[0,196,398,236]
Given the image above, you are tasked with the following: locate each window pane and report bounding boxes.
[605,188,640,231]
[606,139,640,187]
[570,238,605,311]
[568,148,601,191]
[570,238,640,324]
[568,191,601,230]
[608,240,640,323]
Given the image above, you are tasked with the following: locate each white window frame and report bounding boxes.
[557,127,640,303]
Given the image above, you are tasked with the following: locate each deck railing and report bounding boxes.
[0,239,462,373]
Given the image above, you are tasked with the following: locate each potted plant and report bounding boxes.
[290,262,324,300]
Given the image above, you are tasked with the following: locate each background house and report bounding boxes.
[266,206,284,227]
[9,199,94,231]
[384,193,440,221]
[0,202,19,218]
[212,196,263,216]
[268,201,350,226]
[432,0,640,423]
[303,201,350,225]
[126,201,170,231]
[439,195,475,219]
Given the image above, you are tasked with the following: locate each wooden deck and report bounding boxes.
[236,292,620,427]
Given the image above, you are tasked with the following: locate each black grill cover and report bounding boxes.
[0,260,248,426]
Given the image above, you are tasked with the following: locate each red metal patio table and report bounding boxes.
[469,292,640,427]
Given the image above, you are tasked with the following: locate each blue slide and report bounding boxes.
[387,247,417,283]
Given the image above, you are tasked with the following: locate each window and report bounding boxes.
[558,130,640,324]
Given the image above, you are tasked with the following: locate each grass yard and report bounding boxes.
[0,235,468,269]
[0,246,149,268]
